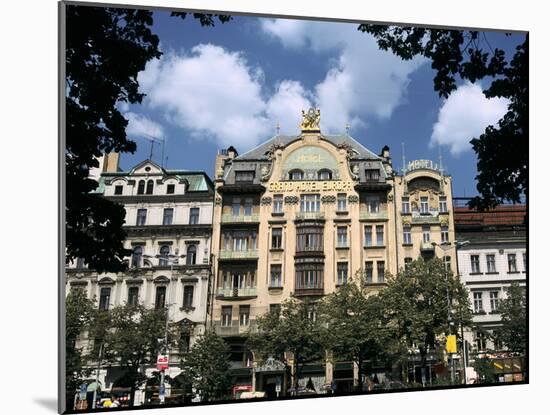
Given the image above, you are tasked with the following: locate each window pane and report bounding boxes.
[163,208,174,225]
[376,225,384,246]
[377,261,385,283]
[270,264,282,287]
[136,209,147,226]
[183,286,194,308]
[189,208,200,224]
[365,226,373,247]
[365,262,373,283]
[337,262,348,285]
[402,197,410,213]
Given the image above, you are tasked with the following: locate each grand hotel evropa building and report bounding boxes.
[210,109,457,395]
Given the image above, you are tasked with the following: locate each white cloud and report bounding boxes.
[266,80,313,134]
[136,21,426,151]
[430,82,509,156]
[138,44,271,149]
[261,19,425,133]
[125,112,164,140]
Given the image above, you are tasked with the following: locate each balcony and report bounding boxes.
[359,211,388,221]
[216,287,257,299]
[411,212,440,224]
[221,214,259,224]
[219,250,259,260]
[295,212,325,220]
[294,287,324,296]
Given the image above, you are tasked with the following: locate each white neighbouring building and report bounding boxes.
[65,155,215,405]
[454,201,526,380]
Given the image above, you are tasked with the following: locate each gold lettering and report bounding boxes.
[268,180,354,193]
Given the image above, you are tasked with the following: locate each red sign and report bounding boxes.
[156,354,169,370]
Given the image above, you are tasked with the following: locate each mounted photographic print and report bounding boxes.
[60,0,528,413]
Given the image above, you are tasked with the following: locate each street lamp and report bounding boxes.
[143,252,186,404]
[431,240,470,384]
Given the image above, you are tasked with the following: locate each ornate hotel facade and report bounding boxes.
[210,109,457,394]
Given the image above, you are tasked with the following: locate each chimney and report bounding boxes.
[102,152,120,173]
[214,146,238,181]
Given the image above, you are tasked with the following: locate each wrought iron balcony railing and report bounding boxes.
[221,214,260,224]
[219,250,259,260]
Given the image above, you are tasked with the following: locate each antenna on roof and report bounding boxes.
[138,134,164,163]
[345,123,350,136]
[401,142,406,174]
[276,122,280,135]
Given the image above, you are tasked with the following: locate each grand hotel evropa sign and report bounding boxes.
[268,180,354,193]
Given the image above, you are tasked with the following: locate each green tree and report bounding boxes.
[97,304,174,406]
[247,298,323,391]
[65,289,96,408]
[494,282,527,354]
[472,356,498,383]
[358,25,527,209]
[377,258,472,381]
[178,330,232,402]
[65,4,231,273]
[317,278,393,391]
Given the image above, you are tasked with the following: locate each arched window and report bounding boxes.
[317,169,332,180]
[146,180,154,195]
[137,180,145,195]
[131,246,143,268]
[159,245,170,266]
[289,169,304,180]
[186,245,197,265]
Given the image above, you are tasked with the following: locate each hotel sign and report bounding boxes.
[268,180,354,193]
[407,159,440,172]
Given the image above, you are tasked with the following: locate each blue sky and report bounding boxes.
[119,11,525,197]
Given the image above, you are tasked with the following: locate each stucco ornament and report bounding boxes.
[300,108,321,131]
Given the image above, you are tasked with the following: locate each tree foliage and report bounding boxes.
[98,304,174,405]
[65,290,96,400]
[178,330,232,402]
[494,282,527,354]
[358,25,527,208]
[247,298,323,389]
[317,278,392,391]
[376,259,472,373]
[65,5,231,273]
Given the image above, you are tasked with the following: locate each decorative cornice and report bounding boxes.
[284,196,299,205]
[321,195,336,204]
[106,192,214,204]
[347,195,359,204]
[260,196,273,205]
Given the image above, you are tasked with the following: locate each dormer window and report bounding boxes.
[137,180,145,195]
[365,169,380,181]
[235,171,255,183]
[317,169,332,180]
[289,169,304,180]
[146,180,154,195]
[114,185,123,195]
[166,184,175,194]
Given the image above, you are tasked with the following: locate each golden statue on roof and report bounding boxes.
[300,108,321,132]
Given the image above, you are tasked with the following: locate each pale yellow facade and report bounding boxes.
[210,111,457,339]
